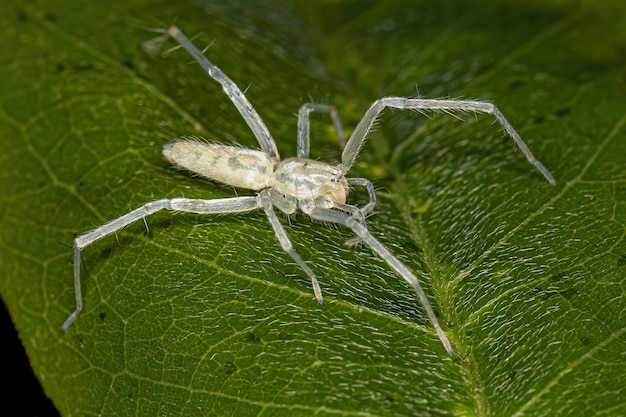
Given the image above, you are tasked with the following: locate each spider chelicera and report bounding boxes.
[62,26,556,355]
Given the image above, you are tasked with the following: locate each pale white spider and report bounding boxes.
[62,26,556,355]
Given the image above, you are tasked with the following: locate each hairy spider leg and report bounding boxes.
[297,103,346,158]
[296,104,376,218]
[166,26,280,163]
[258,189,324,303]
[347,177,376,217]
[309,206,454,355]
[62,196,259,331]
[336,177,377,247]
[338,97,556,185]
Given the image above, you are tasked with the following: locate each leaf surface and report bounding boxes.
[1,0,625,416]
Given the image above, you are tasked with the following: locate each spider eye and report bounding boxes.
[330,168,344,182]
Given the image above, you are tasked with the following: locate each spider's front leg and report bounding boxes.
[309,206,454,355]
[340,97,556,185]
[332,201,367,248]
[347,177,376,217]
[258,189,324,303]
[330,177,376,247]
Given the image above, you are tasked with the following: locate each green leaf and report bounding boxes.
[2,0,625,416]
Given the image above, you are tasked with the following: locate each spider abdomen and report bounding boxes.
[163,140,274,190]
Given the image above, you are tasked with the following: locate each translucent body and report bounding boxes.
[62,26,557,356]
[271,158,349,209]
[163,141,273,190]
[164,140,349,211]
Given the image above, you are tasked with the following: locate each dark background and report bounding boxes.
[2,301,59,416]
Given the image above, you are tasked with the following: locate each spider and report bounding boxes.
[62,26,556,355]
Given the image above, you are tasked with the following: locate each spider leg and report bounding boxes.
[332,202,367,247]
[347,177,376,217]
[165,26,280,162]
[63,196,259,332]
[297,103,346,158]
[308,207,453,355]
[258,190,323,303]
[332,178,376,247]
[339,97,555,185]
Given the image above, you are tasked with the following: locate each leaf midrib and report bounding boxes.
[393,172,489,416]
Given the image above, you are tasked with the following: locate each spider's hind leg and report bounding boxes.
[62,196,260,332]
[155,26,280,162]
